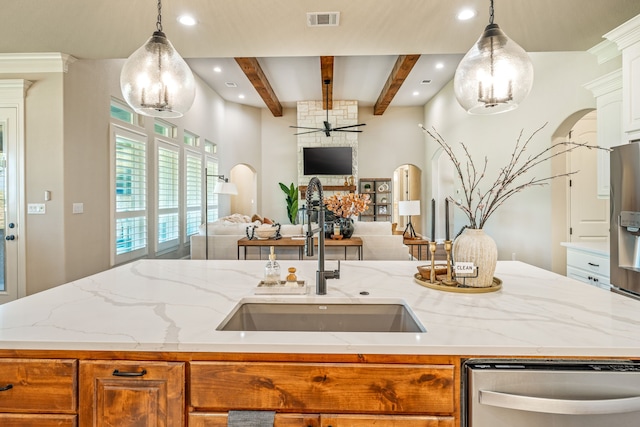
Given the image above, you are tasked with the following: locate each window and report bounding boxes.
[185,150,202,240]
[184,130,200,147]
[110,98,138,125]
[112,127,147,264]
[157,142,180,252]
[155,119,177,138]
[205,139,217,154]
[110,99,223,263]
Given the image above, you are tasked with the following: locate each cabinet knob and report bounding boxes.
[5,235,15,241]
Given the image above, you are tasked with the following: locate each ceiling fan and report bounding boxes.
[290,79,366,137]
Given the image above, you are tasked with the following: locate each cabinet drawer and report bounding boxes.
[322,414,455,426]
[0,358,77,413]
[567,266,611,288]
[190,362,454,414]
[188,413,453,427]
[0,413,76,427]
[189,413,320,427]
[566,249,609,277]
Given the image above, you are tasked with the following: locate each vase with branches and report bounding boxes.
[419,123,605,230]
[418,123,606,287]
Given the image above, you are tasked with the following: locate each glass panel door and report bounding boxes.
[0,108,20,304]
[0,123,5,295]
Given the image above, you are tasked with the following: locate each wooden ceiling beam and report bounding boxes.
[373,54,421,116]
[234,57,283,117]
[320,56,334,110]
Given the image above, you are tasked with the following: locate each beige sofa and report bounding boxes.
[190,217,409,261]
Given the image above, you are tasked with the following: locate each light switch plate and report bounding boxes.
[28,203,46,214]
[72,203,84,214]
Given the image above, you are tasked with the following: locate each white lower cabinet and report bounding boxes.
[566,246,611,290]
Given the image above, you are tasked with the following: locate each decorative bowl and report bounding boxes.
[417,263,447,279]
[255,226,278,239]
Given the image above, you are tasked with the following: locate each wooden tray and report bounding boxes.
[413,273,502,293]
[254,280,307,295]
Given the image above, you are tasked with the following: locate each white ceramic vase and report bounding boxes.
[452,228,497,287]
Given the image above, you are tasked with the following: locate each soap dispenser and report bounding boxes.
[264,246,281,285]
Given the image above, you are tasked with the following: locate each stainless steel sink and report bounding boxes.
[216,299,426,332]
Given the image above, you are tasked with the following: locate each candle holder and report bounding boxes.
[442,240,458,286]
[429,241,437,283]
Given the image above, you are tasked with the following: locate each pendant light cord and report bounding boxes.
[489,0,494,24]
[156,0,163,32]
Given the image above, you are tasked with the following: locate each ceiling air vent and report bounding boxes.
[225,82,238,88]
[307,12,340,27]
[421,79,432,85]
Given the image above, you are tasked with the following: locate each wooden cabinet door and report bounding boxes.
[79,360,184,427]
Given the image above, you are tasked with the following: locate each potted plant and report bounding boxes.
[279,182,299,224]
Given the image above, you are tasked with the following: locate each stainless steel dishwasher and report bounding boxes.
[463,359,640,426]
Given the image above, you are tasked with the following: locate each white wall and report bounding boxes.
[422,51,620,270]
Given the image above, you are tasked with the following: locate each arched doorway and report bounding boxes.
[550,108,607,274]
[430,149,456,242]
[230,164,257,216]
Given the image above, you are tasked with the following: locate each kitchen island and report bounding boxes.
[1,260,639,426]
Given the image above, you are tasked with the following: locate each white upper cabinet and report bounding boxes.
[584,69,622,198]
[605,14,640,140]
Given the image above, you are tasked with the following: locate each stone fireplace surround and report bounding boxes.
[296,100,360,188]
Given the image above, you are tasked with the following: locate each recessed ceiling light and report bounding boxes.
[213,66,222,73]
[435,63,444,69]
[412,91,420,96]
[457,9,475,20]
[177,15,197,26]
[238,94,245,99]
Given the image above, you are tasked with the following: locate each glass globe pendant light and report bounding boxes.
[120,0,195,118]
[453,0,533,114]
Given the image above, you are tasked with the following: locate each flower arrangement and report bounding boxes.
[324,192,371,218]
[419,123,606,229]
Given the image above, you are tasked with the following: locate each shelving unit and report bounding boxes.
[359,178,392,222]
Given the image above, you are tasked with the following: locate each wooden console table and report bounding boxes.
[237,236,363,260]
[403,237,448,261]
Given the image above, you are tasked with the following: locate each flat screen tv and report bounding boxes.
[303,146,352,175]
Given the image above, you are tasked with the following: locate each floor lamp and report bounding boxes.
[399,200,420,239]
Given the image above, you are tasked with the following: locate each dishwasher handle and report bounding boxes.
[479,390,640,415]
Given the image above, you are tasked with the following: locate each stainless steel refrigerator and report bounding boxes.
[610,141,640,299]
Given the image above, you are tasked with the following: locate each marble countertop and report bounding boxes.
[0,260,638,357]
[561,241,610,256]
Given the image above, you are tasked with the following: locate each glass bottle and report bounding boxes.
[264,246,281,285]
